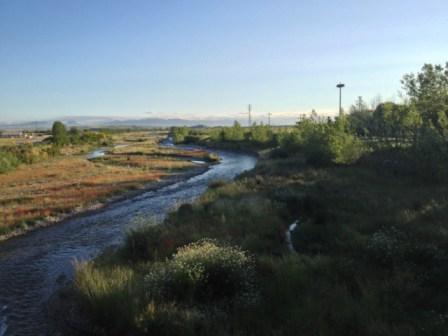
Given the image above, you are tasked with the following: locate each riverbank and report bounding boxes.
[73,145,448,335]
[0,165,209,242]
[0,132,217,240]
[0,148,256,336]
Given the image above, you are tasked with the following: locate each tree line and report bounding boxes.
[173,62,448,180]
[0,122,111,174]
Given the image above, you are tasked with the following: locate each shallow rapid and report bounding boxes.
[0,148,257,336]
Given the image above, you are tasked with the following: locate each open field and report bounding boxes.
[0,134,50,147]
[0,131,215,237]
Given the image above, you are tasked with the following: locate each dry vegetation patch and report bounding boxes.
[0,133,213,236]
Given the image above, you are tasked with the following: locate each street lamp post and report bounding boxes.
[336,83,345,117]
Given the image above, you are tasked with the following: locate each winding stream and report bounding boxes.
[0,148,257,336]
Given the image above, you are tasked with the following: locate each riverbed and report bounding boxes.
[0,148,257,336]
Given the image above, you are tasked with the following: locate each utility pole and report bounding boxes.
[336,83,345,117]
[248,104,252,127]
[268,112,272,127]
[357,96,364,112]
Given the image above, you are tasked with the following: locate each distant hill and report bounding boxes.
[0,116,298,130]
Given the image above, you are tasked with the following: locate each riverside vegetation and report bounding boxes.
[74,63,448,335]
[0,125,216,237]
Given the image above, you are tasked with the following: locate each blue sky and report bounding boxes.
[1,0,447,123]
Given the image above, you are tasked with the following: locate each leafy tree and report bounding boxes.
[51,121,68,146]
[250,123,272,143]
[285,116,365,165]
[209,127,224,142]
[370,94,383,110]
[222,121,245,141]
[69,127,81,144]
[172,127,190,143]
[372,102,421,146]
[349,96,369,114]
[327,116,365,164]
[402,63,448,136]
[348,97,374,137]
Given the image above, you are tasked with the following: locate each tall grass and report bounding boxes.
[75,261,141,334]
[74,147,448,335]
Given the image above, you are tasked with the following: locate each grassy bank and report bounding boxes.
[74,142,448,335]
[0,131,216,238]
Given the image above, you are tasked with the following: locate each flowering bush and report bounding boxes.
[145,240,258,305]
[366,225,444,267]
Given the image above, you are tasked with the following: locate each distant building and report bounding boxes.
[0,130,23,138]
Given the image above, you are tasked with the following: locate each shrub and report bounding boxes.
[121,224,173,262]
[250,123,273,144]
[208,179,227,189]
[412,126,448,181]
[0,150,20,173]
[145,240,257,305]
[222,121,245,141]
[74,262,138,333]
[366,225,445,268]
[302,117,365,165]
[269,147,290,159]
[280,117,365,165]
[172,127,190,143]
[327,126,365,164]
[136,302,207,336]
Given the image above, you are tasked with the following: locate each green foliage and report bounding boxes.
[51,121,69,146]
[371,102,421,146]
[74,62,448,335]
[171,122,276,150]
[402,62,448,136]
[411,126,448,180]
[172,127,190,143]
[348,108,374,136]
[144,240,257,305]
[122,224,173,262]
[0,143,60,174]
[68,127,81,144]
[249,123,272,143]
[52,122,110,147]
[328,117,366,164]
[0,150,20,173]
[75,150,448,334]
[80,130,111,146]
[135,302,208,336]
[282,116,365,165]
[75,262,139,333]
[221,121,245,141]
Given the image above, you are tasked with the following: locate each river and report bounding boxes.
[0,148,257,336]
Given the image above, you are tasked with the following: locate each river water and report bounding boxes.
[0,149,257,336]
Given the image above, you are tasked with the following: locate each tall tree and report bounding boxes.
[348,97,373,137]
[402,63,448,136]
[51,121,68,146]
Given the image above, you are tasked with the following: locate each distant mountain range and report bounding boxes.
[0,116,299,130]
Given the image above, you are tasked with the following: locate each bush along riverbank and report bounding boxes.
[74,63,448,335]
[74,151,448,335]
